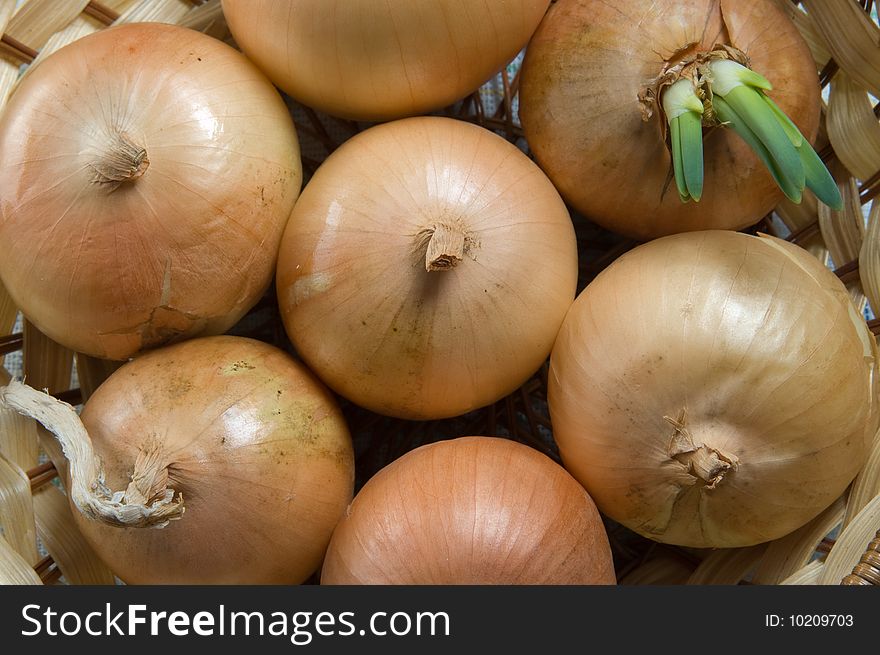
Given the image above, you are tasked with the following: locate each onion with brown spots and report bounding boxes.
[0,336,354,584]
[548,231,878,548]
[0,23,302,360]
[275,116,578,420]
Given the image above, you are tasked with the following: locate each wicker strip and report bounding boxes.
[844,426,880,528]
[773,0,832,67]
[687,545,769,585]
[100,0,141,11]
[753,497,846,584]
[0,536,41,585]
[781,559,825,585]
[619,555,696,586]
[115,0,197,25]
[0,406,41,472]
[4,0,91,52]
[802,0,880,97]
[32,484,114,584]
[827,73,880,182]
[776,197,831,266]
[819,493,880,584]
[820,179,865,265]
[0,0,16,35]
[819,180,869,309]
[16,15,104,83]
[0,454,38,565]
[860,203,880,318]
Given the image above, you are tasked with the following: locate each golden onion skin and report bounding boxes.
[71,336,354,584]
[0,23,302,360]
[276,117,578,420]
[321,437,616,585]
[520,0,821,239]
[548,231,877,548]
[222,0,550,121]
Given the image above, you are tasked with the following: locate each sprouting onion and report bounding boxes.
[519,0,836,239]
[665,56,842,210]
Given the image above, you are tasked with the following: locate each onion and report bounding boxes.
[275,116,578,420]
[548,231,878,548]
[221,0,550,121]
[520,0,828,239]
[0,23,302,360]
[321,437,616,584]
[0,336,354,584]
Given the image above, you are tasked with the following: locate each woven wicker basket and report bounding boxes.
[0,0,879,586]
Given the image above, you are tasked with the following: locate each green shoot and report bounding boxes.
[658,58,843,210]
[663,79,705,203]
[707,59,842,211]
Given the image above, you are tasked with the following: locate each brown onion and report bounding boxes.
[222,0,550,121]
[2,336,354,584]
[276,116,577,420]
[0,23,302,360]
[548,231,878,548]
[520,0,821,239]
[321,437,616,584]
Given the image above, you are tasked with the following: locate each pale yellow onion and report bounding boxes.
[276,116,577,420]
[0,23,302,360]
[321,437,616,585]
[520,0,822,239]
[548,231,877,548]
[0,336,354,584]
[221,0,550,121]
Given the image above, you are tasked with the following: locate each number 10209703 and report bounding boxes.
[764,614,854,628]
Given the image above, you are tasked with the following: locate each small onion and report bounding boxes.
[0,23,302,360]
[275,116,578,420]
[548,231,878,548]
[321,437,616,585]
[42,336,352,584]
[520,0,822,239]
[221,0,550,121]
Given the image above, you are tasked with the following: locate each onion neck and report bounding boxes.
[665,410,738,490]
[90,131,150,191]
[422,222,467,272]
[0,380,183,528]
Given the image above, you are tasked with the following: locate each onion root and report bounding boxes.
[0,380,184,528]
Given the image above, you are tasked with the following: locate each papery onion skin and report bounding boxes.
[520,0,821,239]
[221,0,550,121]
[321,437,616,585]
[548,231,878,548]
[0,23,302,360]
[275,116,578,420]
[70,336,354,584]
